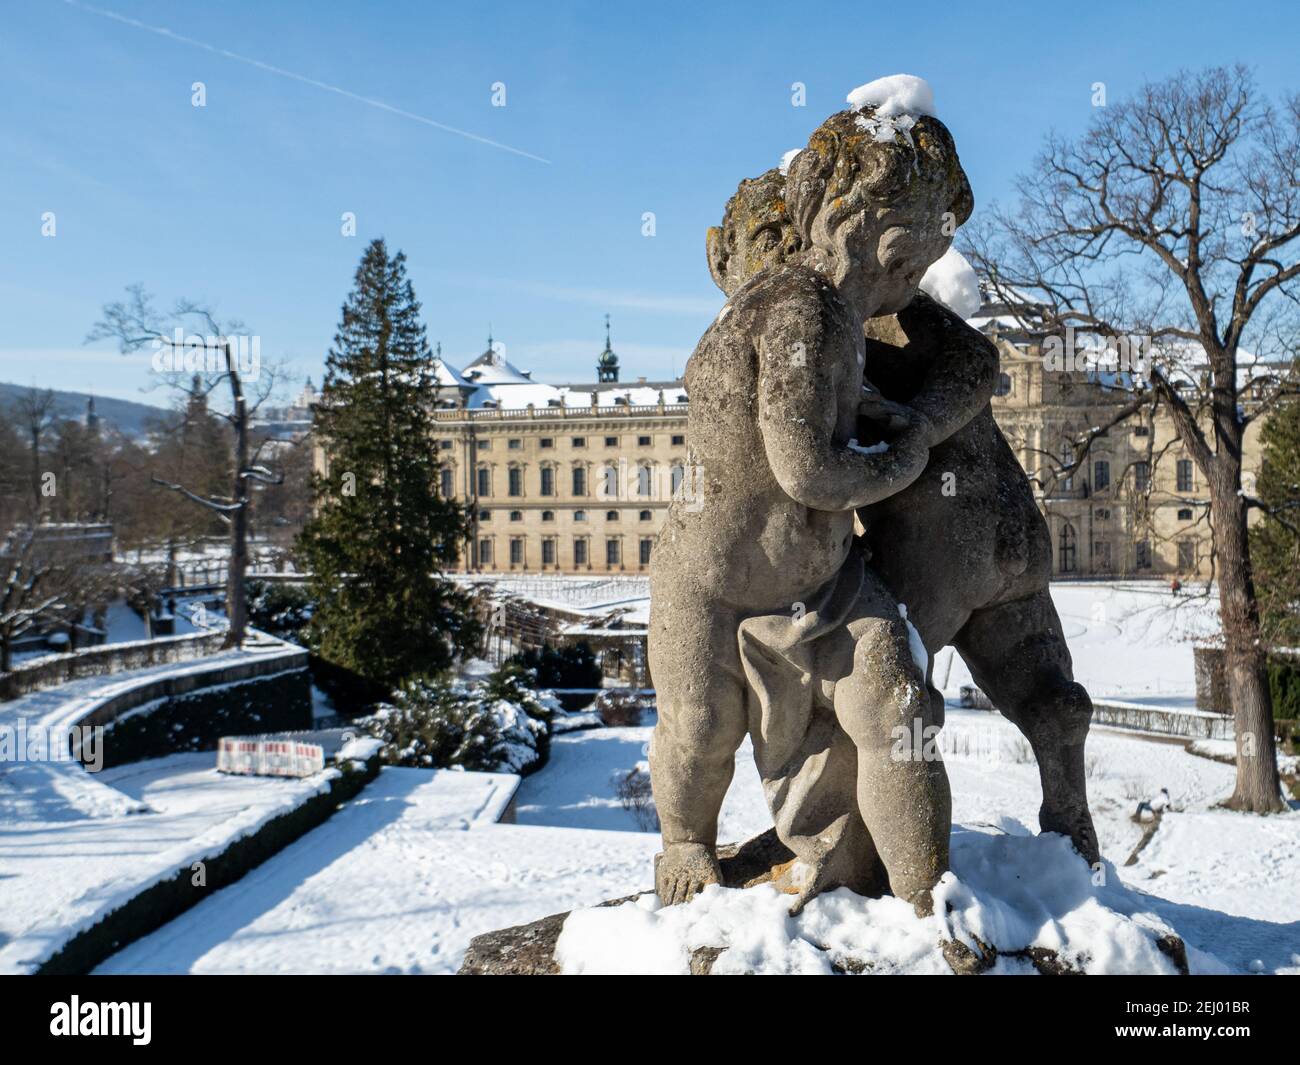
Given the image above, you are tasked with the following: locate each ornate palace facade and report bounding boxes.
[319,310,1269,580]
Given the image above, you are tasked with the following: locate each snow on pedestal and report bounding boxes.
[554,824,1207,975]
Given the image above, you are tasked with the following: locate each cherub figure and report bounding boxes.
[649,107,987,913]
[681,138,1100,900]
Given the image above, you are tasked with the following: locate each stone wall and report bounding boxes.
[89,658,313,769]
[0,630,229,701]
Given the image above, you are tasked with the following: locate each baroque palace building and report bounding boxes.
[320,306,1271,580]
[424,324,689,575]
[975,292,1268,580]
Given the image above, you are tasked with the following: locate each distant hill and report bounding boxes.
[0,383,169,441]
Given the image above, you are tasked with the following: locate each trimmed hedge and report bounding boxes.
[96,668,312,769]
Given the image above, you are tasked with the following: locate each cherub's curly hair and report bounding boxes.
[785,108,973,245]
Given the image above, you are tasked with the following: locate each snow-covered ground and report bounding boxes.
[0,752,340,974]
[97,767,659,975]
[0,639,320,973]
[13,593,219,665]
[8,578,1296,975]
[515,713,1300,974]
[95,710,1299,975]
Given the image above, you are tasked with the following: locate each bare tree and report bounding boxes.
[0,526,66,672]
[966,65,1299,812]
[12,387,56,507]
[88,286,281,648]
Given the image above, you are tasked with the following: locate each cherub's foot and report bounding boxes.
[787,858,835,916]
[902,886,936,919]
[1041,803,1101,867]
[655,842,722,906]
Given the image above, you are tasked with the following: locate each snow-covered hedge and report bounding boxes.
[361,664,559,775]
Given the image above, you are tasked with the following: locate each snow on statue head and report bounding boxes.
[708,98,971,318]
[785,106,972,315]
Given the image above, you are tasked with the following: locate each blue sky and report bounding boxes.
[3,0,1298,407]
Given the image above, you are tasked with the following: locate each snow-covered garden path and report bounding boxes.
[97,766,659,974]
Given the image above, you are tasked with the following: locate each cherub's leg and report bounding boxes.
[953,592,1100,865]
[832,576,951,914]
[648,600,748,905]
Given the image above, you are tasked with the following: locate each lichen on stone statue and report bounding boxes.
[649,83,1100,921]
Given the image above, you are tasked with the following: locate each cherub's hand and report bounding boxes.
[859,394,935,452]
[857,391,918,434]
[655,842,722,906]
[849,394,934,498]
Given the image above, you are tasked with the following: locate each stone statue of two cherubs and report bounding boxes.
[649,101,1100,917]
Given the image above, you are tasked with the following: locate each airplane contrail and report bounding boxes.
[62,0,551,164]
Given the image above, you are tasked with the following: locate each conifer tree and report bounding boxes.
[1251,377,1300,648]
[299,239,478,686]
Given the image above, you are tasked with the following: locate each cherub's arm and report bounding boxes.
[757,295,929,511]
[893,290,1000,448]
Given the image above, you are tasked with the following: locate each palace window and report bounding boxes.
[478,539,493,566]
[606,510,619,521]
[540,437,554,449]
[573,466,587,496]
[640,538,654,566]
[604,436,619,447]
[542,538,556,565]
[1093,460,1110,492]
[1177,540,1196,571]
[1135,540,1152,569]
[508,467,523,496]
[478,509,491,521]
[574,538,588,565]
[440,467,454,497]
[541,510,555,522]
[508,438,522,450]
[1133,462,1151,493]
[606,538,621,566]
[510,510,523,522]
[639,510,652,521]
[574,510,587,522]
[602,464,619,498]
[671,434,685,446]
[994,372,1012,397]
[1176,458,1194,493]
[1058,522,1077,574]
[572,436,587,448]
[638,435,652,447]
[540,467,555,496]
[510,538,524,566]
[637,464,653,496]
[477,467,492,497]
[1177,507,1193,520]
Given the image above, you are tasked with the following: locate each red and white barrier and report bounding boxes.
[217,736,325,778]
